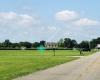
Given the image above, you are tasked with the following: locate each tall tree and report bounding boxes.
[79,41,89,49]
[64,38,71,48]
[33,42,40,48]
[58,38,64,47]
[40,40,46,47]
[71,40,77,48]
[3,39,12,48]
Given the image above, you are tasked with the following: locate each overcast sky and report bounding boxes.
[0,0,100,42]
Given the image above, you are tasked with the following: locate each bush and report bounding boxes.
[81,48,91,51]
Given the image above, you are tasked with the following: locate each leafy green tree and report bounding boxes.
[19,42,32,48]
[64,38,77,48]
[79,41,89,49]
[58,38,64,47]
[90,37,100,49]
[71,40,77,48]
[11,43,20,48]
[33,42,40,48]
[0,43,2,48]
[64,38,71,48]
[3,39,12,48]
[40,40,46,47]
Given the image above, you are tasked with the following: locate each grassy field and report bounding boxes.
[0,50,96,80]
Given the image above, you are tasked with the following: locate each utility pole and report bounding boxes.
[53,48,55,56]
[89,41,91,48]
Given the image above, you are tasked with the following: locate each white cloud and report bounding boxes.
[72,18,100,26]
[55,10,100,27]
[55,10,79,21]
[47,26,57,31]
[18,14,34,26]
[0,11,38,27]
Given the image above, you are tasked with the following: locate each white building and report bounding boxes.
[45,42,59,48]
[96,44,100,49]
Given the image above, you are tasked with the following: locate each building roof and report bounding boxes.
[46,42,58,45]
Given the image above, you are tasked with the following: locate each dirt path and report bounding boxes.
[14,52,100,80]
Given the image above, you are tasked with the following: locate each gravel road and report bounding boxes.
[14,52,100,80]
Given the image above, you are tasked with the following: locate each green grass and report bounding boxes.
[0,50,96,80]
[0,50,95,56]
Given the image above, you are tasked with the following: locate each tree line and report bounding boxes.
[58,37,100,49]
[0,37,100,49]
[0,40,46,49]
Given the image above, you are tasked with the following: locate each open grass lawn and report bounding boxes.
[0,50,96,80]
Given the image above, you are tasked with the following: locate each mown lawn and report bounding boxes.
[0,50,96,80]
